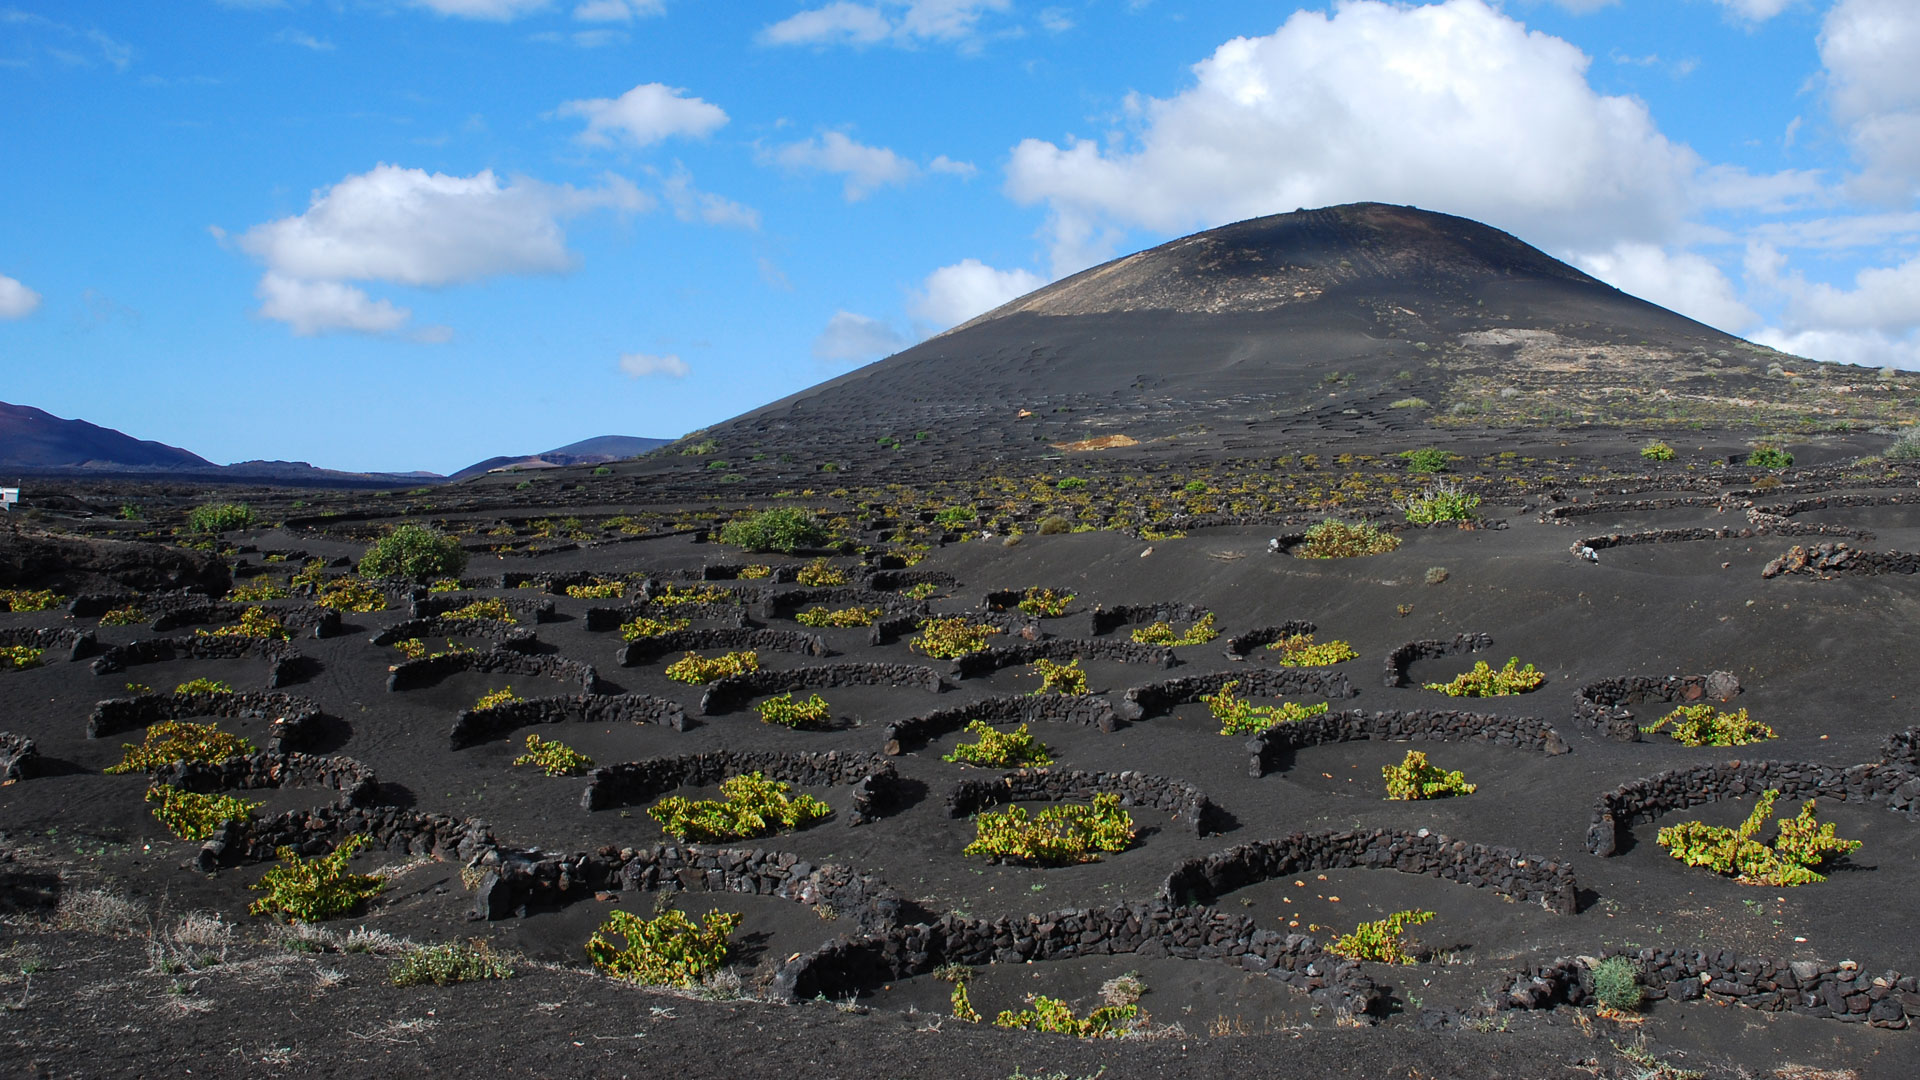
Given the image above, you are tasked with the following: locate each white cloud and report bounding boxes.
[0,273,42,319]
[1820,0,1920,198]
[1004,0,1702,276]
[911,258,1045,329]
[574,0,663,20]
[255,273,411,336]
[659,167,760,228]
[1537,0,1618,13]
[272,29,334,51]
[1711,0,1797,21]
[411,0,553,19]
[619,351,689,377]
[558,83,729,148]
[812,310,907,363]
[759,0,1010,49]
[772,132,917,200]
[928,155,976,178]
[1751,327,1920,371]
[1572,243,1757,333]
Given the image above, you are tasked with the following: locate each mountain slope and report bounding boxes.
[449,435,672,480]
[0,401,213,471]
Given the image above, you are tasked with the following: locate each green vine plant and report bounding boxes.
[585,907,741,987]
[1640,704,1776,747]
[1130,612,1218,646]
[105,721,256,774]
[248,834,387,921]
[1328,909,1435,964]
[1,645,44,670]
[943,721,1054,768]
[145,784,259,840]
[390,940,514,987]
[962,793,1134,865]
[174,678,234,694]
[1266,633,1359,667]
[230,579,290,603]
[1382,750,1477,800]
[513,733,594,776]
[1202,681,1330,735]
[473,686,521,711]
[565,579,626,599]
[99,605,147,626]
[1015,587,1075,617]
[442,598,515,624]
[992,994,1141,1038]
[620,615,691,641]
[1423,657,1544,697]
[1655,789,1860,886]
[794,605,881,628]
[902,582,940,601]
[648,772,830,842]
[195,607,291,641]
[0,588,64,613]
[1397,480,1481,524]
[1294,519,1402,559]
[756,692,833,729]
[910,617,1003,659]
[664,650,760,684]
[316,577,387,614]
[795,558,850,587]
[1029,657,1088,696]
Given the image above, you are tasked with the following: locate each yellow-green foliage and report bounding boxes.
[1030,657,1088,696]
[317,577,388,614]
[105,721,256,774]
[943,721,1054,768]
[427,578,463,593]
[1266,634,1359,667]
[99,606,147,626]
[1,645,44,670]
[903,582,939,600]
[1641,704,1777,746]
[1641,442,1677,462]
[737,564,773,579]
[910,617,1003,658]
[289,559,329,590]
[1295,519,1401,559]
[0,588,63,613]
[585,907,740,987]
[390,940,514,987]
[756,692,832,729]
[1424,657,1543,697]
[620,615,691,641]
[1382,750,1476,800]
[144,784,259,840]
[663,650,760,684]
[1015,587,1075,617]
[174,678,234,694]
[1328,909,1435,965]
[795,558,849,587]
[1131,612,1217,646]
[473,686,521,711]
[392,637,428,660]
[648,772,830,841]
[565,580,626,599]
[230,579,289,602]
[950,978,983,1023]
[513,733,593,776]
[992,995,1140,1038]
[962,793,1134,865]
[443,598,514,623]
[196,607,290,641]
[652,584,737,607]
[794,605,881,628]
[1202,681,1330,735]
[248,834,386,921]
[1656,790,1860,886]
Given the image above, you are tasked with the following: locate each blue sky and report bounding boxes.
[2,0,1916,473]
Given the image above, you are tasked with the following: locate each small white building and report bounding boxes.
[0,488,17,512]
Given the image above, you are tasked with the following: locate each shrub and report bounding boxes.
[187,502,254,534]
[648,772,830,842]
[566,580,625,599]
[1399,449,1452,473]
[910,617,1003,659]
[585,907,740,987]
[902,582,939,601]
[1886,427,1920,462]
[230,579,289,602]
[1328,909,1434,965]
[756,692,832,729]
[1590,955,1642,1013]
[359,525,468,582]
[1056,477,1087,490]
[1640,704,1776,746]
[1202,681,1330,735]
[1030,657,1088,696]
[1656,789,1860,886]
[620,615,691,641]
[145,784,259,840]
[99,606,147,626]
[443,598,514,624]
[932,506,976,527]
[0,588,63,612]
[1382,750,1476,800]
[963,793,1134,865]
[196,607,290,641]
[1295,519,1401,558]
[473,686,521,712]
[427,578,463,593]
[943,721,1054,768]
[1266,633,1359,667]
[795,558,849,586]
[174,677,234,694]
[391,940,514,987]
[1182,480,1209,494]
[1,645,44,670]
[247,834,387,921]
[513,733,593,776]
[1015,587,1075,617]
[289,559,328,589]
[993,995,1140,1038]
[310,575,385,613]
[105,721,255,774]
[737,564,773,579]
[1641,442,1677,462]
[664,650,760,684]
[1388,398,1431,410]
[794,605,881,628]
[392,637,428,660]
[718,508,829,554]
[1131,612,1218,646]
[651,584,736,607]
[1747,446,1793,469]
[1399,480,1481,524]
[1423,657,1543,697]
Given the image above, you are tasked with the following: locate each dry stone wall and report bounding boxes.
[618,627,828,667]
[1382,633,1495,688]
[1118,667,1358,722]
[1499,948,1920,1028]
[1246,708,1569,777]
[449,693,686,748]
[698,663,947,714]
[579,749,902,826]
[881,694,1116,755]
[943,768,1223,836]
[385,647,602,694]
[88,690,324,752]
[1572,672,1742,741]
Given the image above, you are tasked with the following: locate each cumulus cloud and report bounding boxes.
[1711,0,1797,21]
[1820,0,1920,198]
[1004,0,1701,277]
[0,273,42,319]
[410,0,553,19]
[272,29,334,51]
[1752,327,1920,371]
[759,0,1010,49]
[812,310,907,363]
[911,258,1045,329]
[772,133,915,200]
[558,83,729,149]
[659,166,760,228]
[619,351,689,377]
[1572,243,1757,334]
[574,0,663,20]
[255,274,411,337]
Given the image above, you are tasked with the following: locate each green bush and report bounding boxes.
[1399,480,1480,524]
[1382,750,1476,800]
[648,772,830,841]
[620,615,690,641]
[1656,789,1859,886]
[390,940,514,987]
[174,678,234,694]
[99,606,146,626]
[1015,587,1075,617]
[663,650,760,684]
[1202,681,1329,735]
[585,907,739,987]
[0,588,63,612]
[794,605,880,628]
[1130,612,1217,646]
[145,784,259,840]
[1590,955,1642,1013]
[1328,909,1434,964]
[910,617,1003,659]
[1266,634,1358,667]
[1423,657,1543,696]
[1886,427,1920,462]
[1641,442,1677,462]
[565,579,625,599]
[992,994,1140,1038]
[794,558,849,586]
[1295,519,1401,558]
[1399,448,1452,473]
[963,793,1134,865]
[718,508,829,554]
[943,721,1054,768]
[1,645,44,670]
[186,502,254,534]
[1030,657,1088,695]
[247,834,387,921]
[513,733,593,776]
[359,525,468,582]
[1388,398,1430,410]
[756,692,832,729]
[1640,704,1776,746]
[105,721,255,774]
[1055,477,1087,490]
[443,598,515,623]
[1747,446,1793,469]
[196,607,290,641]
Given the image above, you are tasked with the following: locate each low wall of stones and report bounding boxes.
[449,693,687,749]
[87,690,324,752]
[638,581,764,608]
[1543,495,1729,521]
[699,562,800,584]
[89,636,306,689]
[1762,542,1920,578]
[1586,755,1920,856]
[580,749,902,826]
[944,768,1223,836]
[385,647,602,695]
[196,803,496,870]
[881,694,1116,755]
[1759,492,1920,518]
[950,637,1177,679]
[150,603,341,638]
[980,588,1076,615]
[1225,622,1320,656]
[1118,668,1358,722]
[1084,603,1209,638]
[584,602,750,632]
[1882,727,1920,768]
[1572,672,1742,741]
[868,612,922,647]
[1496,948,1920,1028]
[1160,828,1579,915]
[410,594,556,623]
[369,617,538,649]
[0,732,38,782]
[1574,516,1866,556]
[865,570,957,593]
[699,663,947,715]
[0,626,95,661]
[618,627,828,667]
[758,587,922,621]
[1381,633,1495,688]
[155,749,377,807]
[1246,708,1569,777]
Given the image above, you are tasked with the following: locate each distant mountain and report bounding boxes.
[0,401,214,471]
[449,435,671,481]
